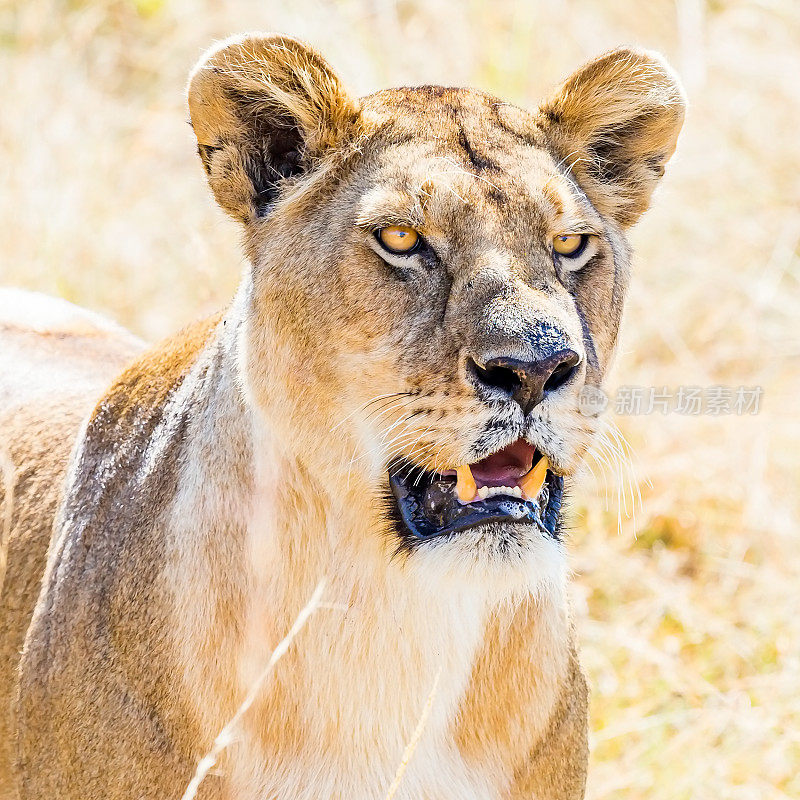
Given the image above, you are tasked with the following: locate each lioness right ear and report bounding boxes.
[188,33,359,223]
[538,48,686,227]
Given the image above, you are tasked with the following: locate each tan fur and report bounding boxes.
[0,35,684,799]
[539,49,686,227]
[0,292,144,799]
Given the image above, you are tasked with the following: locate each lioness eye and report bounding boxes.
[553,234,588,257]
[376,225,420,255]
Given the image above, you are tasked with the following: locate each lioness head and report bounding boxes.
[188,35,684,584]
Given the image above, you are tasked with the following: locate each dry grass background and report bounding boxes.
[2,0,799,797]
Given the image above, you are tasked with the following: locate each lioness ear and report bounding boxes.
[539,48,686,227]
[188,33,359,223]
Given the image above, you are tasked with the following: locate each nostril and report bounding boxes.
[470,358,521,398]
[469,349,581,413]
[543,357,579,394]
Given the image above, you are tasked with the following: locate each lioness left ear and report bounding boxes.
[539,48,686,227]
[188,33,359,223]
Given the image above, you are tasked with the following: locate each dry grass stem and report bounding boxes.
[383,667,442,800]
[180,579,327,800]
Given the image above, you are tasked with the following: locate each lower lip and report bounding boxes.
[389,471,563,541]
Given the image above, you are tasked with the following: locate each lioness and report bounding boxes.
[0,34,684,799]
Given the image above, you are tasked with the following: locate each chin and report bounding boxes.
[383,457,569,604]
[388,515,569,605]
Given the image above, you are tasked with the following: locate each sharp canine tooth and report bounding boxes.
[520,456,549,500]
[456,464,477,502]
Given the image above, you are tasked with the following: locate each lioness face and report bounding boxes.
[189,36,684,571]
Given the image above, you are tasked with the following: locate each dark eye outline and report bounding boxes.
[374,227,424,257]
[552,233,590,259]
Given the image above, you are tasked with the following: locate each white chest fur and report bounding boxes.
[227,576,502,800]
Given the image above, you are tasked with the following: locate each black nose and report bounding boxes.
[469,350,581,414]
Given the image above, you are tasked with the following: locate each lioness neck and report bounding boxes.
[93,291,570,798]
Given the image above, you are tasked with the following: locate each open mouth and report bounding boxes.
[388,439,563,541]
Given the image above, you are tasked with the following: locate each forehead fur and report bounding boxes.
[360,85,543,150]
[354,87,601,245]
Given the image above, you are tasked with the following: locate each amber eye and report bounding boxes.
[553,233,588,258]
[376,225,420,255]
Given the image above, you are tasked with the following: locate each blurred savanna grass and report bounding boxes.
[2,0,799,798]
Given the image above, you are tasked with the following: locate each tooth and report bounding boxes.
[478,486,489,500]
[456,464,477,502]
[520,456,549,500]
[513,487,522,498]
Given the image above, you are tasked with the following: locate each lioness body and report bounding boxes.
[0,35,683,799]
[1,295,585,799]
